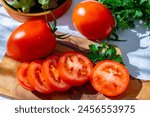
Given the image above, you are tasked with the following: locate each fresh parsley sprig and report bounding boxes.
[86,43,124,64]
[98,0,150,41]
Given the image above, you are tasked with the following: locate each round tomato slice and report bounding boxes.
[16,62,35,91]
[58,52,93,86]
[90,60,130,97]
[27,60,54,94]
[41,55,71,91]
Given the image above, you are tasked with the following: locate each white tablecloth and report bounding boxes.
[0,0,150,99]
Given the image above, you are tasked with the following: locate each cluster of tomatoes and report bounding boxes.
[16,51,130,97]
[6,0,115,62]
[7,0,129,97]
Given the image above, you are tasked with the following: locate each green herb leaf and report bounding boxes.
[86,53,100,62]
[105,45,117,57]
[86,43,124,64]
[89,44,99,53]
[97,0,150,41]
[134,9,143,18]
[6,0,35,13]
[101,42,106,48]
[112,55,123,64]
[38,0,58,10]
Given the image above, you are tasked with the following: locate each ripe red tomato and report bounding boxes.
[58,52,93,86]
[16,62,35,91]
[7,19,56,62]
[72,0,115,41]
[41,55,71,91]
[27,60,54,94]
[90,60,130,97]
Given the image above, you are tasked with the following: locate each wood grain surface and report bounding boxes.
[0,35,150,100]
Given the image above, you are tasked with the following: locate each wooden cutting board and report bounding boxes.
[0,34,150,100]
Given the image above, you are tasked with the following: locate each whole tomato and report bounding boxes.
[72,0,115,41]
[6,19,56,62]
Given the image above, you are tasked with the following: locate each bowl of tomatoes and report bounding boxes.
[1,0,72,22]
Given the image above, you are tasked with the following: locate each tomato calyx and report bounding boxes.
[48,12,70,39]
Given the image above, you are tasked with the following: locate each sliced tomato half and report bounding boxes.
[41,55,71,92]
[90,60,130,97]
[58,52,93,86]
[27,60,54,94]
[16,62,35,91]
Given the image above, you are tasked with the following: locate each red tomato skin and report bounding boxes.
[41,55,71,92]
[72,0,115,41]
[27,60,54,94]
[7,19,56,62]
[58,52,93,86]
[90,60,130,97]
[16,62,35,91]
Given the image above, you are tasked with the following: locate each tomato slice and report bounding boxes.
[58,52,93,86]
[27,60,54,94]
[90,60,130,97]
[41,55,71,91]
[16,62,35,91]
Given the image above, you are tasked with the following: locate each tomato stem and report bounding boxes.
[48,11,57,33]
[45,11,70,40]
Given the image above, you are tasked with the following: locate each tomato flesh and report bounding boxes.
[90,60,130,97]
[58,52,93,86]
[16,62,35,91]
[41,55,71,91]
[27,60,54,94]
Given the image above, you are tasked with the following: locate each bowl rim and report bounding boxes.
[1,0,71,16]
